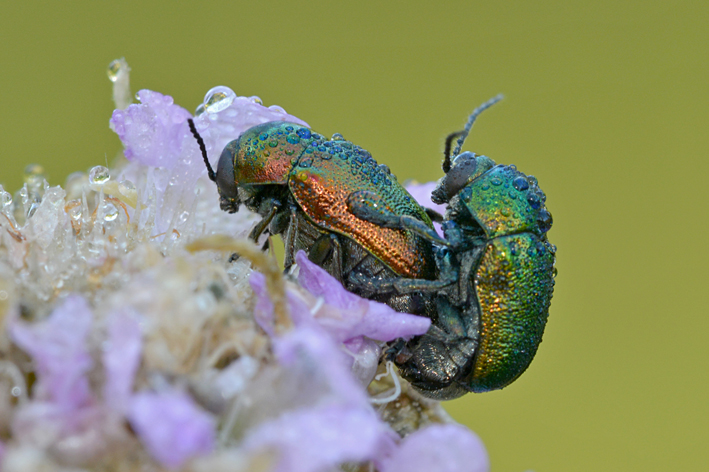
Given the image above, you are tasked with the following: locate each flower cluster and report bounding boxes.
[0,60,489,471]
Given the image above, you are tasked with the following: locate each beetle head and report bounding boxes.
[431,151,495,204]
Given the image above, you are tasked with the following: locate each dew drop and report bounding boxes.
[248,96,263,105]
[178,211,190,224]
[269,105,286,113]
[67,203,82,220]
[203,86,236,114]
[195,103,206,116]
[512,176,529,191]
[27,202,40,219]
[107,59,123,82]
[118,179,136,195]
[104,203,119,221]
[481,183,490,191]
[331,132,345,141]
[89,166,110,185]
[490,177,502,186]
[0,188,12,207]
[10,386,21,397]
[24,163,45,179]
[500,207,511,217]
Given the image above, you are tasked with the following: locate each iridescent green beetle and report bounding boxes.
[350,96,556,399]
[188,119,438,316]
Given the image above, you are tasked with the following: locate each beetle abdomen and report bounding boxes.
[469,232,555,392]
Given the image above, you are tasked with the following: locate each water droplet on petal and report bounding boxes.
[195,103,206,116]
[247,96,263,105]
[118,179,135,194]
[107,59,123,82]
[104,203,119,221]
[89,166,110,185]
[10,386,21,397]
[67,203,82,220]
[24,164,45,178]
[27,202,40,219]
[268,105,286,113]
[0,187,12,207]
[203,86,236,114]
[178,211,189,224]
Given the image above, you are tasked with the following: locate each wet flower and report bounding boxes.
[0,60,490,472]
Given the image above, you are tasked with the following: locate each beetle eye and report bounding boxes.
[216,140,239,201]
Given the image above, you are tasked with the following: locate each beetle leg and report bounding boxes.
[424,207,444,223]
[308,233,344,282]
[282,205,300,271]
[347,190,450,247]
[248,201,281,243]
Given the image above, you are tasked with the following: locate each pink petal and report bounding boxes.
[242,405,396,472]
[110,90,192,168]
[127,391,216,470]
[102,307,142,412]
[10,294,93,407]
[380,424,489,472]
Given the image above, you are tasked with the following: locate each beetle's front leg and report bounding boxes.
[347,190,450,247]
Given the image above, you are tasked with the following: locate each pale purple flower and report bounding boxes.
[127,390,216,470]
[110,88,308,174]
[380,424,489,472]
[243,404,395,472]
[293,251,431,343]
[10,294,93,408]
[110,90,192,168]
[273,325,370,408]
[406,181,445,237]
[250,252,430,385]
[102,307,142,412]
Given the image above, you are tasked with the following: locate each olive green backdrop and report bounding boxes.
[1,1,706,470]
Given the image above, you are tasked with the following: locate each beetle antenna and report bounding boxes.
[451,94,504,158]
[188,118,216,182]
[442,130,464,173]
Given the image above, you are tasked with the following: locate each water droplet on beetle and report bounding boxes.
[490,177,502,186]
[203,86,236,114]
[331,133,345,141]
[89,166,110,185]
[512,176,529,191]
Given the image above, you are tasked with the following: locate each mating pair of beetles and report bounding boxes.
[188,95,556,400]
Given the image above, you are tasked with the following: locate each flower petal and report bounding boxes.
[127,390,216,470]
[380,424,489,472]
[242,404,396,472]
[10,294,93,407]
[110,90,192,168]
[102,307,142,412]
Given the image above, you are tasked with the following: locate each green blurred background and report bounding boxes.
[1,1,707,470]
